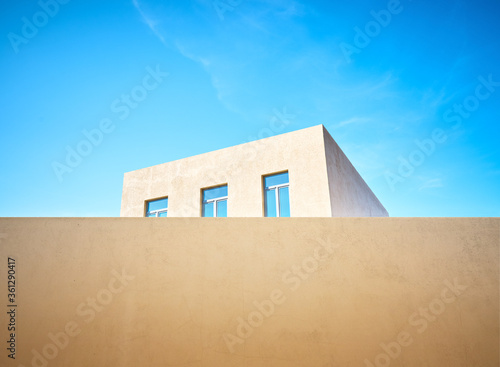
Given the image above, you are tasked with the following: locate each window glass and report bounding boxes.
[279,186,290,217]
[265,189,277,217]
[216,200,227,217]
[203,202,214,217]
[203,185,228,201]
[264,172,289,188]
[146,197,168,217]
[202,185,228,217]
[263,172,289,217]
[147,198,168,212]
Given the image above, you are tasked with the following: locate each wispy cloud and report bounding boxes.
[333,116,371,129]
[129,0,428,133]
[132,0,166,45]
[173,40,211,68]
[418,178,444,191]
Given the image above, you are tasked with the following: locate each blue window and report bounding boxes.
[264,172,290,217]
[202,185,228,217]
[146,197,168,217]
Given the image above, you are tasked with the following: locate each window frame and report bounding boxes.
[201,184,228,217]
[145,196,169,217]
[263,171,290,217]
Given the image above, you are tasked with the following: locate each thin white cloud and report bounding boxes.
[418,178,444,191]
[129,0,405,129]
[333,116,370,129]
[131,2,239,113]
[132,0,166,45]
[173,40,210,68]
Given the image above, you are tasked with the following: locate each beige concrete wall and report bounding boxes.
[0,218,497,367]
[121,125,332,217]
[323,127,388,217]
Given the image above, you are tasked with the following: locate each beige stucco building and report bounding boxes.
[120,125,388,217]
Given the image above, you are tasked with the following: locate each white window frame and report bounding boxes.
[266,182,289,217]
[203,195,228,217]
[146,208,168,217]
[145,198,168,217]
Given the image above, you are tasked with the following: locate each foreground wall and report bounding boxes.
[0,218,498,367]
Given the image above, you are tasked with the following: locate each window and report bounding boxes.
[264,172,290,217]
[202,185,228,217]
[145,197,168,217]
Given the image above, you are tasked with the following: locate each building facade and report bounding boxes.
[120,125,388,217]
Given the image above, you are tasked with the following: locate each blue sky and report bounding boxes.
[1,0,499,217]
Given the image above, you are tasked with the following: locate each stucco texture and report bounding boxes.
[120,125,388,217]
[323,127,388,217]
[0,217,497,366]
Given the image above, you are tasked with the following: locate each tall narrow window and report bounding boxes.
[264,172,290,217]
[145,197,168,217]
[202,185,228,217]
